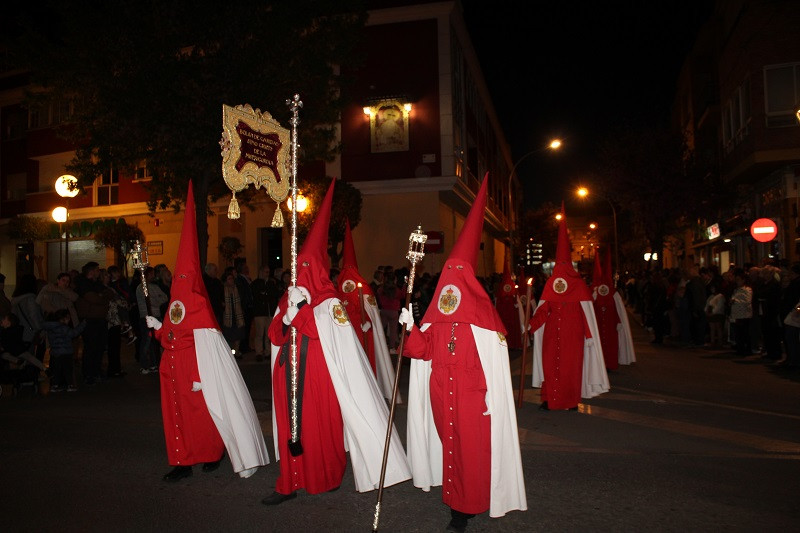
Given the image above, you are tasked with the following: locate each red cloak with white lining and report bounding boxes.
[495,261,522,350]
[529,206,609,409]
[269,178,410,494]
[337,219,397,401]
[156,180,268,477]
[404,174,526,518]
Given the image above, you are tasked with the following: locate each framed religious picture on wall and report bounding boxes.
[367,99,410,153]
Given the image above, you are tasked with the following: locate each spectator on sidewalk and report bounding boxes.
[75,262,113,385]
[44,309,86,392]
[730,268,753,356]
[250,265,279,362]
[233,258,254,354]
[705,282,726,348]
[221,268,245,358]
[203,263,225,327]
[36,272,79,327]
[11,273,46,368]
[0,312,47,374]
[377,272,402,352]
[0,273,11,318]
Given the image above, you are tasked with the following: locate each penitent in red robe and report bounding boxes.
[404,322,491,515]
[528,300,591,410]
[268,300,346,495]
[155,326,225,466]
[495,288,521,350]
[593,297,620,371]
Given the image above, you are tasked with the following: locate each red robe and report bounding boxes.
[155,327,225,466]
[528,300,591,410]
[593,295,620,371]
[268,301,346,495]
[495,290,521,350]
[404,322,491,515]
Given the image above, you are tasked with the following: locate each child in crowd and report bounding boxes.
[44,309,86,392]
[0,313,48,374]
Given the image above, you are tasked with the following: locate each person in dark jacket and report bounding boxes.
[249,265,279,362]
[44,309,86,392]
[74,262,113,385]
[203,263,225,328]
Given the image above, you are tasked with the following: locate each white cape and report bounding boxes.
[531,300,610,398]
[614,292,636,365]
[194,328,270,478]
[406,323,527,518]
[363,296,401,403]
[270,297,411,493]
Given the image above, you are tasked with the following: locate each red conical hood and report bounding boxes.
[163,180,219,332]
[591,248,616,301]
[448,173,489,270]
[495,259,517,301]
[338,219,373,316]
[342,219,359,272]
[541,205,592,302]
[592,248,603,285]
[295,178,338,302]
[422,173,505,332]
[556,202,571,264]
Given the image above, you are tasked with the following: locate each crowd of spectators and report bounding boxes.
[622,260,800,370]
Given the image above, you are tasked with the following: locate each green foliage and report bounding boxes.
[7,215,51,242]
[10,0,368,264]
[92,221,145,267]
[218,236,243,266]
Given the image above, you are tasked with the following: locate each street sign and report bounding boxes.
[425,231,444,253]
[750,218,778,242]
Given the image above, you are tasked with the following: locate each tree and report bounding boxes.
[10,1,368,265]
[597,123,705,269]
[7,215,51,243]
[285,176,362,268]
[92,221,145,275]
[218,236,244,267]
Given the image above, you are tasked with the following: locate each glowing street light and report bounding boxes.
[286,193,308,213]
[54,174,79,271]
[507,139,563,268]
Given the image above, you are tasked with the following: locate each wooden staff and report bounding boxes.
[372,226,427,532]
[517,277,534,408]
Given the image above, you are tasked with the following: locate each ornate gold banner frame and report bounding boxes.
[220,103,290,226]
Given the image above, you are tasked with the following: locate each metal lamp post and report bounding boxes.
[506,139,562,269]
[577,186,619,284]
[54,174,79,272]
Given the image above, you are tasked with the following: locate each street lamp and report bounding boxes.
[54,174,79,272]
[507,138,562,268]
[576,186,619,284]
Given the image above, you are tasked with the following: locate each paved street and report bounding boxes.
[2,316,799,532]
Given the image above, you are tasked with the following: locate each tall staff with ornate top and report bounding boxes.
[130,240,152,316]
[372,226,427,532]
[285,94,303,451]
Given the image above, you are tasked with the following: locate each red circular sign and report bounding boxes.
[750,218,778,243]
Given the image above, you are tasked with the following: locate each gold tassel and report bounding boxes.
[271,202,284,228]
[227,193,240,219]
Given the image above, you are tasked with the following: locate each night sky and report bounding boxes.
[462,0,715,209]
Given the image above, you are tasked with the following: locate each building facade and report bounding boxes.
[673,0,800,272]
[0,1,516,290]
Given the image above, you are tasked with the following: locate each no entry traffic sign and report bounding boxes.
[750,218,778,242]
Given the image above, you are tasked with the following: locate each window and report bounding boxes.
[96,166,119,206]
[764,63,800,127]
[134,161,152,181]
[722,78,752,153]
[3,108,27,140]
[4,172,27,201]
